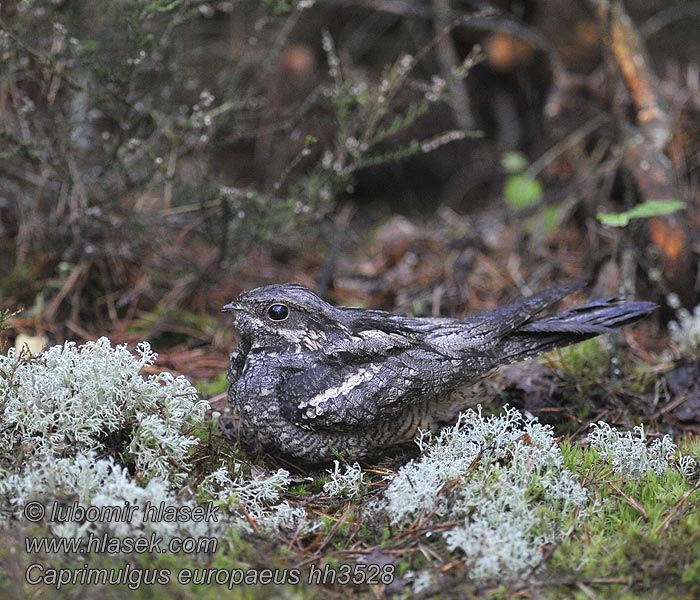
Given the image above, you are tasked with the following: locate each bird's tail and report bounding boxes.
[496,296,656,364]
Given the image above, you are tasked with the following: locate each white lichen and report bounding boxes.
[669,305,700,355]
[199,464,316,534]
[405,570,434,594]
[0,337,208,484]
[323,460,365,498]
[383,406,587,583]
[0,451,212,542]
[588,421,683,478]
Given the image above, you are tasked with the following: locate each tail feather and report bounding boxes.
[520,321,612,335]
[497,297,656,364]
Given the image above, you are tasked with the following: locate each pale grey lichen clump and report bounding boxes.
[669,305,700,356]
[1,451,213,542]
[384,406,588,583]
[589,421,696,478]
[199,464,315,535]
[0,338,211,540]
[0,337,208,484]
[322,460,366,498]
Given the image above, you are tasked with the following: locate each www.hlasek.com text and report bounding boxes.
[26,531,217,555]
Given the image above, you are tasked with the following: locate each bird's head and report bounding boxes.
[223,283,348,349]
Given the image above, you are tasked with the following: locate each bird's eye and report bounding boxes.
[267,303,289,321]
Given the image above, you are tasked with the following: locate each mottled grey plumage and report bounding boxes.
[224,282,655,463]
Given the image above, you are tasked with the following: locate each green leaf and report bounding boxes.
[501,151,528,174]
[628,199,686,218]
[597,199,686,227]
[505,174,543,210]
[597,212,631,227]
[543,205,559,232]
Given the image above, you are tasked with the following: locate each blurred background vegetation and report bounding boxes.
[1,0,698,378]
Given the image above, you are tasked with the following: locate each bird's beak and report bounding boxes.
[222,301,246,313]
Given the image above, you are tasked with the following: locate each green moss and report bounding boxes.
[546,441,700,598]
[196,372,229,398]
[289,482,319,498]
[551,338,610,388]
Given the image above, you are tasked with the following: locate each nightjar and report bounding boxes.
[223,282,655,463]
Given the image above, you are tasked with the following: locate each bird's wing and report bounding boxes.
[277,345,492,431]
[318,307,435,358]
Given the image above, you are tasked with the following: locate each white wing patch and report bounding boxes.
[297,363,382,419]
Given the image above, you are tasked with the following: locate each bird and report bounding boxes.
[223,282,655,464]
